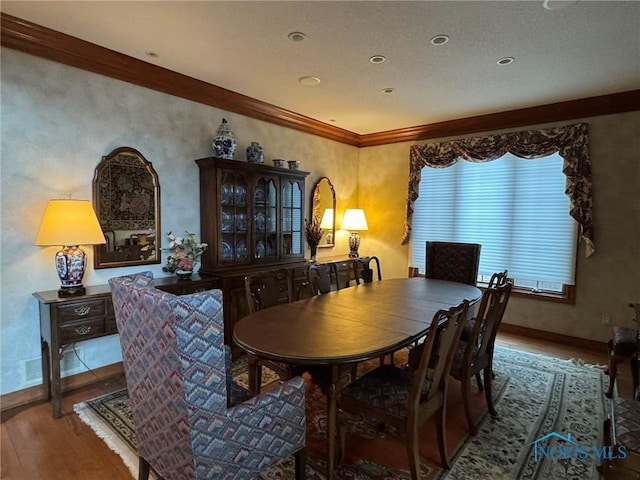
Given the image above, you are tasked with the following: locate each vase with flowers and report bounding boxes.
[163,231,208,279]
[305,217,323,262]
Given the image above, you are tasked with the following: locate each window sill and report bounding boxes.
[408,269,575,305]
[479,282,575,305]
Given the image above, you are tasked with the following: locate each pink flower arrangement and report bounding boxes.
[163,231,208,273]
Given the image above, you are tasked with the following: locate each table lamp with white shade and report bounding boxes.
[35,199,106,296]
[319,208,334,244]
[341,208,368,258]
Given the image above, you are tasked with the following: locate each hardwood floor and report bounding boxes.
[0,331,636,480]
[1,375,130,480]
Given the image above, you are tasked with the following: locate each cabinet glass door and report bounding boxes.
[220,172,249,264]
[281,180,303,256]
[254,177,278,261]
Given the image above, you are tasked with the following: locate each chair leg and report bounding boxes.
[138,456,150,480]
[436,405,451,470]
[338,419,346,464]
[631,354,639,400]
[597,418,612,474]
[294,447,307,480]
[406,422,421,480]
[484,366,497,417]
[606,349,619,399]
[461,376,476,435]
[475,372,484,392]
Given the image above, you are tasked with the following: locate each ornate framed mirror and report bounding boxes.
[93,146,161,268]
[311,176,336,248]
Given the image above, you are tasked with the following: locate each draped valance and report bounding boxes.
[402,123,594,257]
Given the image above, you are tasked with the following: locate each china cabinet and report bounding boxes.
[197,157,308,271]
[196,157,309,355]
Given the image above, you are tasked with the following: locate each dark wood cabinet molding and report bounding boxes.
[2,12,639,148]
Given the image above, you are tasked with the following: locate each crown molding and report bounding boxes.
[358,90,640,147]
[0,13,360,147]
[2,12,639,148]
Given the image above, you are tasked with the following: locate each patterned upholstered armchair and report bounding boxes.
[109,272,307,480]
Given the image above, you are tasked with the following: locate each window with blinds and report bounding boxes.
[408,152,578,294]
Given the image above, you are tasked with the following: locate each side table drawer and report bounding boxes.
[57,299,106,323]
[106,300,117,334]
[59,318,106,343]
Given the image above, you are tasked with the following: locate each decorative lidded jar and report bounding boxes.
[212,118,237,159]
[246,142,265,164]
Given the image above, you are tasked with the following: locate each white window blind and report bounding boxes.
[409,152,578,285]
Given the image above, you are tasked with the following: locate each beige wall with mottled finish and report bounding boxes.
[0,49,358,394]
[358,112,640,345]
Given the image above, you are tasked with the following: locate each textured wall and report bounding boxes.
[358,112,640,344]
[2,46,638,396]
[0,48,358,395]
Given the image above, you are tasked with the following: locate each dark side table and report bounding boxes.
[33,274,220,418]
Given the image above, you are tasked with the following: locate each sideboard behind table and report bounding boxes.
[33,274,220,418]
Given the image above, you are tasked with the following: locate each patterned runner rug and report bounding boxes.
[74,346,607,479]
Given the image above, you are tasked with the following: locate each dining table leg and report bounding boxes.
[326,365,339,480]
[323,363,355,480]
[246,353,260,394]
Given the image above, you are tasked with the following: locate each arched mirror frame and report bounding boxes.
[311,176,336,248]
[93,146,161,268]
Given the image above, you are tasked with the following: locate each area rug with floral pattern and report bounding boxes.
[74,346,608,480]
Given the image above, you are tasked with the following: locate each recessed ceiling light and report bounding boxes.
[497,57,515,66]
[542,0,578,10]
[144,51,159,58]
[369,55,386,64]
[430,35,450,46]
[382,88,396,94]
[299,76,321,86]
[288,31,307,42]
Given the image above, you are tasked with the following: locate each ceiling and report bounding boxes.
[2,1,639,135]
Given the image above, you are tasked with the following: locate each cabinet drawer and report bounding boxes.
[59,318,106,343]
[57,299,107,323]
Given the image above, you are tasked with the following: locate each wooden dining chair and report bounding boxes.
[487,269,509,288]
[244,269,308,392]
[448,281,512,434]
[460,269,508,342]
[299,263,362,398]
[605,303,640,399]
[353,256,382,284]
[308,263,337,295]
[338,300,470,477]
[425,241,481,286]
[425,241,481,350]
[351,256,394,365]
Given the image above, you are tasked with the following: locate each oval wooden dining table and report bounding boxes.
[233,277,482,480]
